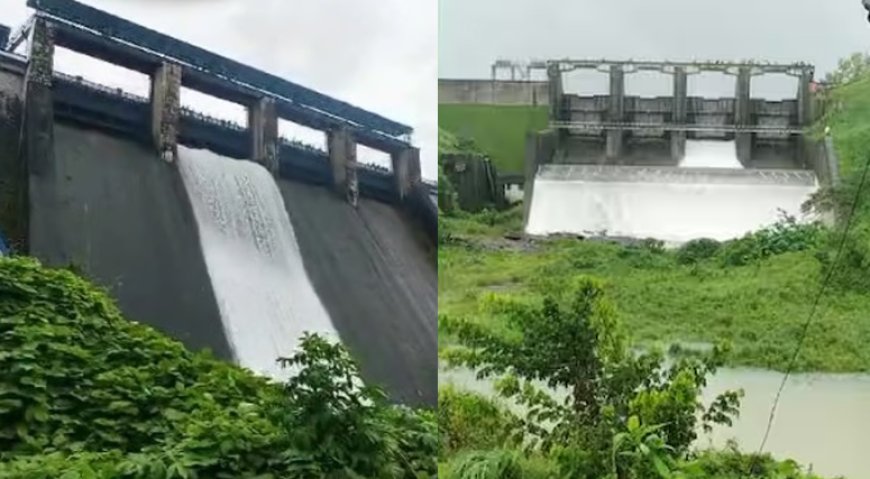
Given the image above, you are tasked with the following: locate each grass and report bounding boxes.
[438,104,548,174]
[440,236,870,373]
[438,75,870,374]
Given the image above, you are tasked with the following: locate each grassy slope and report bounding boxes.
[438,104,548,174]
[439,78,870,373]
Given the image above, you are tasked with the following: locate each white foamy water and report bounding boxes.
[526,141,817,243]
[178,147,337,380]
[680,140,743,168]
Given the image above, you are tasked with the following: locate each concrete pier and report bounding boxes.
[248,97,278,173]
[327,127,359,205]
[735,66,752,164]
[606,64,625,159]
[547,63,563,121]
[391,147,422,202]
[796,69,813,168]
[23,18,55,253]
[671,67,688,162]
[150,62,181,163]
[523,129,556,227]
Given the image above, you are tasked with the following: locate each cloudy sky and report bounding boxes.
[440,0,869,99]
[1,0,437,179]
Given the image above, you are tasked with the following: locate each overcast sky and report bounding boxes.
[439,0,870,99]
[1,0,437,179]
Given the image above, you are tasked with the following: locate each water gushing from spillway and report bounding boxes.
[679,140,743,168]
[177,147,337,380]
[525,141,818,243]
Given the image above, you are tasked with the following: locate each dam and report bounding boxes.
[0,0,437,405]
[520,58,838,242]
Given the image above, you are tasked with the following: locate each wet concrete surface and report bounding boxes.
[29,123,233,359]
[278,178,437,406]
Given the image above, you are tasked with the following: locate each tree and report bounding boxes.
[441,278,742,479]
[824,52,870,86]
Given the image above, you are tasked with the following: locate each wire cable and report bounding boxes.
[746,148,870,475]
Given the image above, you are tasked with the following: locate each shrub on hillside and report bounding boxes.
[818,221,870,293]
[438,386,518,456]
[719,213,824,266]
[0,257,437,478]
[677,238,721,265]
[617,239,671,269]
[440,278,743,479]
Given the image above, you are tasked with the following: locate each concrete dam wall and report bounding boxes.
[522,59,828,243]
[0,5,436,406]
[439,79,549,106]
[25,121,436,405]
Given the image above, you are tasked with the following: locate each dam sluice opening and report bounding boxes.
[177,147,338,380]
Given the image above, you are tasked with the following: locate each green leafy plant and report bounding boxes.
[441,278,742,479]
[719,213,823,266]
[609,416,675,479]
[0,256,437,478]
[438,386,519,456]
[676,239,721,265]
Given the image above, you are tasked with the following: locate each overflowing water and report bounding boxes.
[440,367,870,478]
[679,140,743,168]
[525,141,817,243]
[178,147,337,380]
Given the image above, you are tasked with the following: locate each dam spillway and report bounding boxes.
[525,145,819,243]
[177,147,338,380]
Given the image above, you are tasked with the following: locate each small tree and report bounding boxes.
[441,278,742,479]
[824,52,870,86]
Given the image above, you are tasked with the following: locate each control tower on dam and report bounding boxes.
[0,0,436,405]
[522,58,837,242]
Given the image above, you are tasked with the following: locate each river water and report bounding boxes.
[441,367,870,478]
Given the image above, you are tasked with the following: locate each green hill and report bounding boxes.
[438,104,548,173]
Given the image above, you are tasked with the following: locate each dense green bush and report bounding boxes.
[0,257,437,478]
[441,278,742,479]
[677,238,721,265]
[719,214,824,266]
[617,239,671,270]
[819,221,870,293]
[437,386,518,456]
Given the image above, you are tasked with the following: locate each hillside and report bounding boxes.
[438,104,548,173]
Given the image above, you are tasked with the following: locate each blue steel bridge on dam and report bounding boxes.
[0,0,436,214]
[0,0,438,406]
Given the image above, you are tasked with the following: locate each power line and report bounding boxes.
[748,147,870,474]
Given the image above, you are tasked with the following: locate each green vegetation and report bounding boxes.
[441,212,870,373]
[439,104,548,173]
[0,256,437,478]
[440,69,870,373]
[438,58,870,478]
[438,281,825,478]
